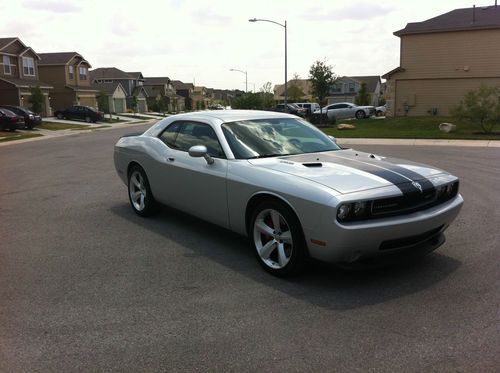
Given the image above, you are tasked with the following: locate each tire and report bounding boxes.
[85,116,91,123]
[355,110,366,119]
[128,165,158,217]
[250,200,307,277]
[56,113,63,119]
[376,110,383,117]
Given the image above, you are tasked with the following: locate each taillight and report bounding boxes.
[11,117,17,123]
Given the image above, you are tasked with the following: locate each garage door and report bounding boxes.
[80,96,96,107]
[114,98,125,113]
[138,99,147,113]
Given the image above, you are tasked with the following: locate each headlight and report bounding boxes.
[336,204,351,220]
[29,114,34,119]
[353,201,366,216]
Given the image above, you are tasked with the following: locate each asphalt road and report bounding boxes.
[1,126,499,372]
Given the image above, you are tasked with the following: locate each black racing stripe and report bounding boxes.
[326,154,435,195]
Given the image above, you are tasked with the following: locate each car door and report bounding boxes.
[156,120,229,228]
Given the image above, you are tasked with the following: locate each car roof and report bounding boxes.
[0,108,16,115]
[163,110,299,123]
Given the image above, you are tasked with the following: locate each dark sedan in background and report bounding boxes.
[0,105,41,129]
[0,108,23,131]
[54,105,104,123]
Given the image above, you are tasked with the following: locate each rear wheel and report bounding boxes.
[250,200,307,277]
[85,116,91,123]
[355,110,366,119]
[128,166,158,216]
[56,113,63,119]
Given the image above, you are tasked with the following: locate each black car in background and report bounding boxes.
[0,108,23,131]
[54,106,104,123]
[0,105,41,129]
[272,103,307,117]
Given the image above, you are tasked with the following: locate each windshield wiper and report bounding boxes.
[248,153,290,159]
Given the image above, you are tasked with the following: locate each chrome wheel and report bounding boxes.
[253,208,293,269]
[129,170,147,211]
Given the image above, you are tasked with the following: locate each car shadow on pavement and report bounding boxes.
[110,203,462,311]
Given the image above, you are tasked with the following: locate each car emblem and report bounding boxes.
[412,181,423,193]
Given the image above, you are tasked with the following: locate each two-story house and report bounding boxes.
[38,52,98,111]
[143,77,184,112]
[327,76,382,106]
[171,80,194,110]
[0,37,53,116]
[89,68,148,112]
[383,5,500,116]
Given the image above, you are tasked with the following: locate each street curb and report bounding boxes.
[337,138,500,147]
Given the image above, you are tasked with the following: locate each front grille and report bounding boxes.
[379,225,444,251]
[371,187,436,216]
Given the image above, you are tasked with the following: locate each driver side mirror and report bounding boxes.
[188,145,214,165]
[328,135,338,144]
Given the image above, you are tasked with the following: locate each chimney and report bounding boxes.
[472,4,476,24]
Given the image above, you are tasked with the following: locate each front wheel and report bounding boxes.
[355,110,366,119]
[128,166,158,216]
[56,113,63,119]
[85,116,91,123]
[250,200,307,276]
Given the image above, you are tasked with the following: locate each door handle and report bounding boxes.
[167,157,175,162]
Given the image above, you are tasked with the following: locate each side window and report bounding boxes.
[175,122,225,157]
[159,122,182,148]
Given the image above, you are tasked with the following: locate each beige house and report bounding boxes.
[38,52,98,111]
[91,81,127,113]
[383,5,500,117]
[0,37,53,116]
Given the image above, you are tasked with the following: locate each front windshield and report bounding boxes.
[222,117,340,159]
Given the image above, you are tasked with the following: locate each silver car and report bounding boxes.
[114,110,463,276]
[314,102,375,120]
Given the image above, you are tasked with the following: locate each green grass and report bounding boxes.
[0,131,43,143]
[118,114,153,120]
[39,121,87,130]
[320,116,500,140]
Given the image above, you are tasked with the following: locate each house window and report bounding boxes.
[79,66,87,80]
[348,82,355,92]
[3,55,11,74]
[22,57,35,76]
[69,65,74,79]
[331,83,341,93]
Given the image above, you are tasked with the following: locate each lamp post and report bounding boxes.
[229,68,248,93]
[249,18,287,109]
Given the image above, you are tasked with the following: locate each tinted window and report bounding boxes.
[159,122,182,148]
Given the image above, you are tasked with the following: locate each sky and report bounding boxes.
[0,0,495,91]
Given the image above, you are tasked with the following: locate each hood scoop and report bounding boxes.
[303,162,323,168]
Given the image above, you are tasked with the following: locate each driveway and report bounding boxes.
[0,125,498,372]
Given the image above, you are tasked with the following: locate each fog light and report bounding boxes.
[353,201,366,216]
[337,204,351,220]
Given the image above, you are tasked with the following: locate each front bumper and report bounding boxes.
[307,194,463,263]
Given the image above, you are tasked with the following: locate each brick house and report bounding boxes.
[0,37,53,116]
[38,52,98,111]
[383,5,500,116]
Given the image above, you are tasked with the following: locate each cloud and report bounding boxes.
[21,0,81,13]
[306,3,395,21]
[191,9,232,25]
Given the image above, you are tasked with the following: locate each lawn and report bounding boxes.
[320,116,500,140]
[39,121,87,130]
[0,131,43,143]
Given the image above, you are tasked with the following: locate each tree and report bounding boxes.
[309,60,336,107]
[288,73,305,103]
[259,82,274,109]
[96,92,109,113]
[450,85,500,134]
[232,92,263,109]
[131,95,138,114]
[28,85,44,115]
[355,82,370,106]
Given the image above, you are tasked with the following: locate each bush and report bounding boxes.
[309,113,335,126]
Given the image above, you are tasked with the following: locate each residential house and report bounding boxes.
[327,76,382,106]
[90,81,127,113]
[0,37,53,116]
[192,86,211,109]
[383,5,500,116]
[143,77,185,112]
[274,79,313,103]
[89,68,148,112]
[171,80,194,110]
[38,52,98,111]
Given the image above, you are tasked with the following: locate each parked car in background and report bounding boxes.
[54,106,104,123]
[208,104,225,110]
[295,102,320,116]
[273,103,307,117]
[0,105,41,129]
[314,102,375,120]
[0,108,23,131]
[376,104,387,116]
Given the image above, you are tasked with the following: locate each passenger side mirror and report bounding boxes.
[328,135,338,144]
[188,145,214,165]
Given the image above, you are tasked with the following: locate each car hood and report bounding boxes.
[247,149,446,194]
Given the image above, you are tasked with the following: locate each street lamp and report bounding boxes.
[249,17,287,108]
[229,68,248,93]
